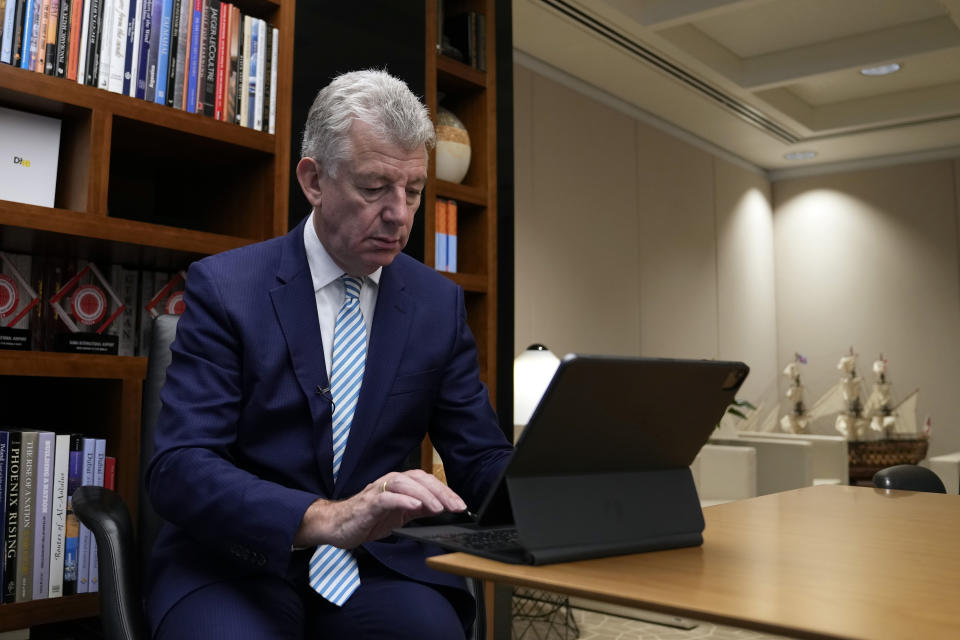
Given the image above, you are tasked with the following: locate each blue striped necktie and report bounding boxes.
[309,275,366,606]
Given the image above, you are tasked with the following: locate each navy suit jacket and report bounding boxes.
[144,217,512,628]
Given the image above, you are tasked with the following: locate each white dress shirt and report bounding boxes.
[303,212,381,379]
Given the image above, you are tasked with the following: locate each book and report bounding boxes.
[53,0,70,77]
[245,14,256,129]
[199,0,216,115]
[142,0,162,101]
[75,0,90,82]
[226,3,239,124]
[253,17,263,130]
[75,436,95,593]
[238,12,249,126]
[61,433,82,595]
[103,455,116,490]
[133,0,152,98]
[211,0,226,119]
[183,0,200,113]
[65,0,83,80]
[30,431,54,600]
[14,430,38,602]
[10,0,28,67]
[84,0,104,87]
[435,198,448,272]
[120,0,138,94]
[2,430,21,603]
[105,0,129,93]
[152,0,171,103]
[41,0,59,74]
[125,0,142,95]
[267,25,277,134]
[259,19,269,131]
[46,433,69,598]
[170,0,189,108]
[18,0,35,70]
[33,0,49,73]
[192,0,209,112]
[88,437,105,592]
[0,0,17,63]
[110,264,138,356]
[163,0,180,106]
[95,0,114,90]
[0,431,8,600]
[447,198,458,273]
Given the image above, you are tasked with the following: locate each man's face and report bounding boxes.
[311,120,427,276]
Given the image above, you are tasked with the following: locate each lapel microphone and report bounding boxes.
[316,385,335,409]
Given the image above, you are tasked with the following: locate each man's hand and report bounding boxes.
[293,469,467,549]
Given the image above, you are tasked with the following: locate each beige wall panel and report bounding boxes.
[514,64,536,356]
[513,70,641,358]
[773,161,960,455]
[635,124,718,359]
[714,159,779,406]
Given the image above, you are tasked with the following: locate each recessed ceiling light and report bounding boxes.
[784,151,817,161]
[860,63,901,77]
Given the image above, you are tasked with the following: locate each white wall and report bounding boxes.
[514,62,960,456]
[514,64,779,405]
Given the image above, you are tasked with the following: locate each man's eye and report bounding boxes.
[406,190,422,200]
[361,187,384,195]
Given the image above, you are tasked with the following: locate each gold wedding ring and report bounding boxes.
[381,479,389,493]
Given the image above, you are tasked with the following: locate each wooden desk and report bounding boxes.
[429,485,960,640]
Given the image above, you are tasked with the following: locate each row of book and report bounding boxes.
[1,430,116,603]
[0,251,186,356]
[434,198,459,273]
[0,0,279,132]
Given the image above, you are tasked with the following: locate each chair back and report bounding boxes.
[873,464,946,493]
[137,314,179,574]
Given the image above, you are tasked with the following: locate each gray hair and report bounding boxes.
[300,69,435,177]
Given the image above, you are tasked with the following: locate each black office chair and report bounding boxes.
[872,464,946,493]
[74,314,486,640]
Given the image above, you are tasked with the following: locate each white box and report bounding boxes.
[0,106,62,207]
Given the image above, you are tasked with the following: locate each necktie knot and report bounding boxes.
[341,275,362,300]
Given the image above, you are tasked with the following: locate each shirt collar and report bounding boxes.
[303,211,382,292]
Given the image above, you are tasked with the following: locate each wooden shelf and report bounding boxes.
[0,350,146,380]
[0,65,273,153]
[0,594,99,632]
[0,201,251,257]
[437,56,487,90]
[435,180,487,206]
[444,272,488,292]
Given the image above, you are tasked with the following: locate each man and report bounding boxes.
[145,69,513,639]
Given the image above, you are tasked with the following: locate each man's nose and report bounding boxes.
[380,187,408,222]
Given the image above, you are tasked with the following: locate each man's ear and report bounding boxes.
[296,157,323,207]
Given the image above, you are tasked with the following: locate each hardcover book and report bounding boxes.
[88,438,105,592]
[2,430,21,603]
[62,433,83,595]
[75,436,95,593]
[0,431,8,599]
[31,431,54,600]
[46,433,69,598]
[15,430,38,602]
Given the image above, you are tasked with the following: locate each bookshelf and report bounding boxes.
[421,0,499,469]
[0,0,295,630]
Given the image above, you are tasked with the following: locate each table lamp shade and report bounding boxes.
[513,344,561,430]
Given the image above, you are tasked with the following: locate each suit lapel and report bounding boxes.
[334,263,414,496]
[270,220,334,495]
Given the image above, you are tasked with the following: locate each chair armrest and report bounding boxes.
[72,486,150,640]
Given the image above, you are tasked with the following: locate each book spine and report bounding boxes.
[95,0,112,89]
[268,25,277,134]
[238,13,249,126]
[171,0,188,108]
[224,4,237,124]
[31,432,54,600]
[199,0,216,115]
[2,431,21,603]
[447,199,458,273]
[183,0,200,113]
[33,0,49,73]
[233,6,243,124]
[42,0,59,74]
[245,15,256,129]
[10,0,28,67]
[436,198,448,272]
[14,431,37,602]
[88,438,105,592]
[259,20,269,131]
[106,0,128,92]
[18,0,34,69]
[0,0,17,63]
[103,456,116,490]
[152,0,171,103]
[125,0,142,95]
[66,0,82,80]
[163,0,180,106]
[75,436,95,593]
[53,0,69,76]
[0,431,8,599]
[61,434,82,595]
[119,0,137,93]
[84,0,103,86]
[75,0,89,82]
[46,434,69,598]
[133,0,151,98]
[212,0,226,120]
[142,0,161,101]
